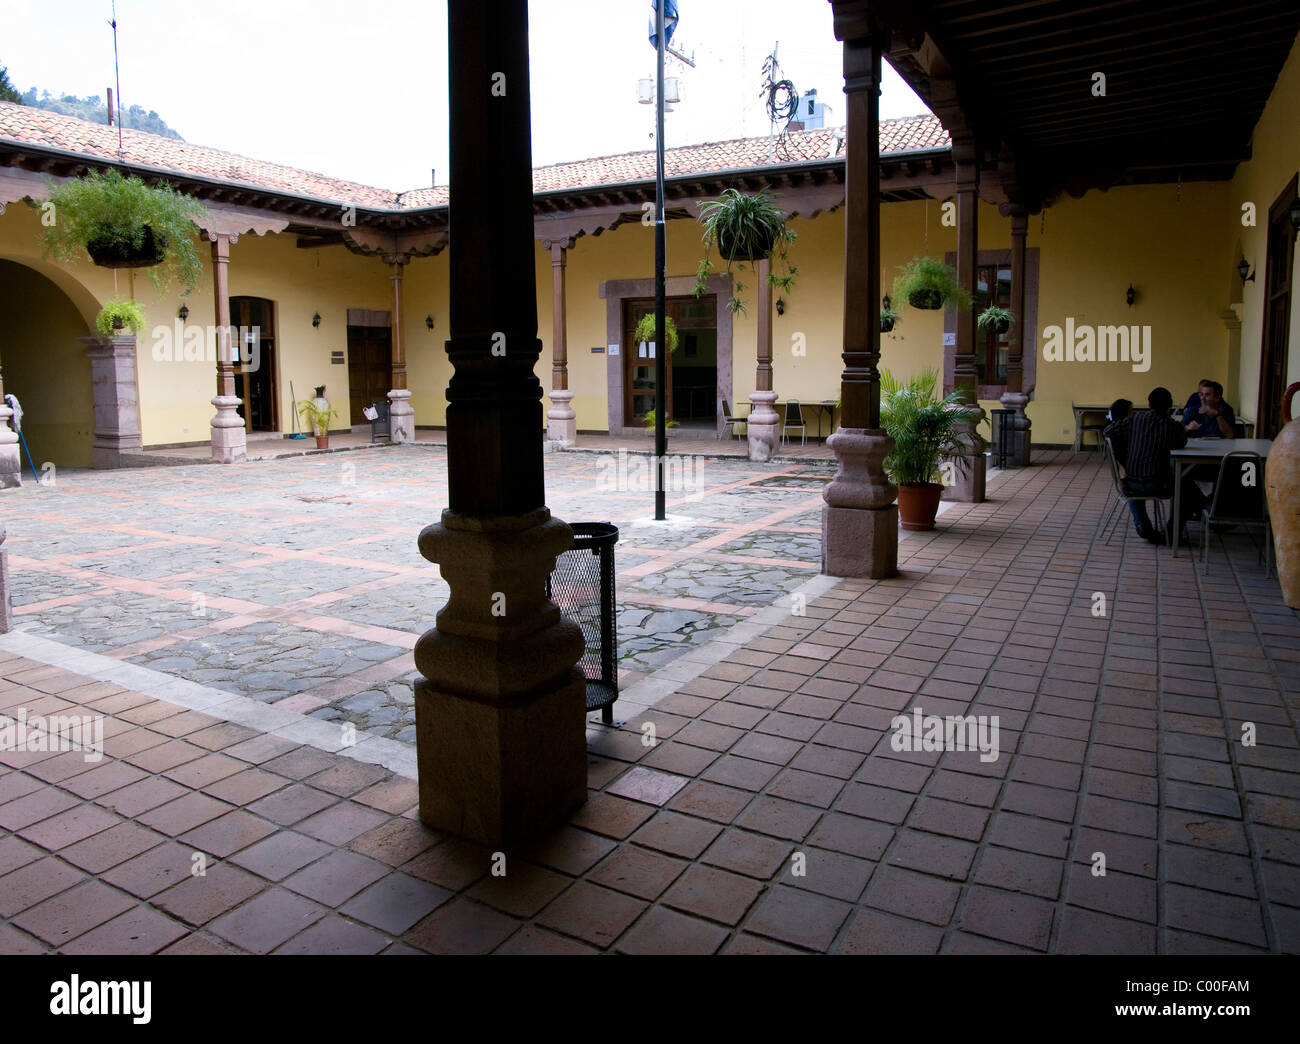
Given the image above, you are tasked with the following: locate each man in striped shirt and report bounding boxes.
[1104,386,1205,544]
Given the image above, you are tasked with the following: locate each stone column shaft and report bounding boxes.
[821,22,897,578]
[82,336,144,468]
[209,234,247,463]
[414,0,586,848]
[546,241,576,445]
[387,256,414,443]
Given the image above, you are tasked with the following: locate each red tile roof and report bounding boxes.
[0,101,947,210]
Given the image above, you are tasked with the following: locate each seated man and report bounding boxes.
[1105,386,1204,544]
[1183,380,1236,438]
[1182,379,1212,419]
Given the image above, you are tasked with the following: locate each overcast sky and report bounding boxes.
[2,0,931,191]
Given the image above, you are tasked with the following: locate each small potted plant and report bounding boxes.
[880,367,983,531]
[41,169,207,294]
[633,313,679,355]
[94,299,147,338]
[693,188,797,315]
[297,397,339,449]
[892,256,972,311]
[880,296,900,333]
[976,305,1015,335]
[643,409,680,436]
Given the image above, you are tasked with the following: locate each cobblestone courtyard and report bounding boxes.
[2,446,833,741]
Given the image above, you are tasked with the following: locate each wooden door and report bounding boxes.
[230,297,277,432]
[1258,175,1296,439]
[623,299,672,423]
[347,326,393,425]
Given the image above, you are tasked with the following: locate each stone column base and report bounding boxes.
[0,404,20,488]
[547,388,577,446]
[414,669,587,846]
[823,504,898,578]
[83,337,144,469]
[388,389,414,444]
[943,413,987,503]
[747,390,780,462]
[210,395,247,464]
[999,391,1032,468]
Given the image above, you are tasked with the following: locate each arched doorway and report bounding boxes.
[0,258,96,469]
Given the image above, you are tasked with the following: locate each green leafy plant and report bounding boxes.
[976,305,1015,332]
[693,189,797,316]
[633,313,679,354]
[880,304,900,332]
[42,169,207,294]
[879,367,983,486]
[643,409,679,430]
[892,256,972,312]
[297,399,339,436]
[94,298,147,337]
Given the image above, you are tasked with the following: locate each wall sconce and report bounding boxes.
[1125,284,1136,307]
[1236,259,1255,284]
[177,305,189,322]
[775,298,785,316]
[1290,198,1300,233]
[882,294,891,311]
[425,314,435,330]
[312,312,322,328]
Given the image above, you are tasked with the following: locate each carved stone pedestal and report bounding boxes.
[747,390,780,462]
[999,391,1032,467]
[944,413,987,503]
[547,389,577,446]
[388,388,414,444]
[210,395,247,464]
[413,509,587,847]
[822,428,898,578]
[82,337,143,469]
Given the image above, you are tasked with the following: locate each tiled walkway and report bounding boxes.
[1,450,1297,953]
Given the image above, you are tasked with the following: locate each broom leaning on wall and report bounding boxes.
[4,394,41,483]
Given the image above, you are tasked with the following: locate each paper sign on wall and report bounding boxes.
[608,343,619,356]
[942,333,956,346]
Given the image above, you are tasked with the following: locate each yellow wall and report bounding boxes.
[1231,30,1300,412]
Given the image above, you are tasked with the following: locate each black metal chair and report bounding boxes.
[1200,451,1272,575]
[719,398,747,440]
[782,399,806,447]
[1097,436,1167,545]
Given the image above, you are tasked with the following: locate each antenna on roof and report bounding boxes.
[109,0,123,151]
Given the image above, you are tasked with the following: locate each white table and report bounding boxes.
[1170,438,1272,555]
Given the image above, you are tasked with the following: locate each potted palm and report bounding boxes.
[693,188,797,315]
[892,256,972,311]
[94,299,147,337]
[41,169,207,294]
[977,305,1014,335]
[880,368,983,531]
[297,397,339,449]
[643,409,679,437]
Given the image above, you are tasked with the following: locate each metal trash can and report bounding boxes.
[370,400,391,441]
[546,522,619,723]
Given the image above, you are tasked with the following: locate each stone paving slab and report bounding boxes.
[1,450,1297,954]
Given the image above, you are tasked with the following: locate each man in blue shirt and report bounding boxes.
[1183,380,1235,438]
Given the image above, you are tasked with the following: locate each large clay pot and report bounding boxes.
[897,482,944,531]
[1266,382,1300,608]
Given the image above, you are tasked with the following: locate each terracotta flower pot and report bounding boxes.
[897,482,944,531]
[1266,382,1300,608]
[315,435,329,449]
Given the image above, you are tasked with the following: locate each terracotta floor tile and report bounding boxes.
[401,838,492,890]
[569,792,656,839]
[526,825,617,876]
[163,752,246,789]
[0,856,86,917]
[17,802,120,850]
[339,871,452,934]
[0,786,81,831]
[587,843,687,900]
[95,776,189,817]
[836,907,943,954]
[615,904,728,954]
[493,924,599,955]
[122,739,206,774]
[229,831,332,881]
[103,840,209,899]
[736,795,823,841]
[61,821,167,873]
[353,778,420,815]
[13,879,136,946]
[305,760,391,798]
[296,801,389,846]
[605,765,689,806]
[209,887,327,954]
[61,904,190,955]
[60,760,149,800]
[283,849,391,907]
[662,863,763,925]
[406,897,520,954]
[631,811,723,860]
[180,810,279,859]
[137,792,234,836]
[153,862,268,927]
[246,783,339,826]
[275,914,391,955]
[466,861,570,917]
[745,884,851,951]
[536,880,647,948]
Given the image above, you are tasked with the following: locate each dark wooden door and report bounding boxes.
[347,326,392,426]
[230,297,277,432]
[1258,175,1296,439]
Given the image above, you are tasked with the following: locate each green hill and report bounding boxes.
[17,86,184,140]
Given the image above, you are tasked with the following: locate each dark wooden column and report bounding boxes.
[822,1,897,578]
[947,137,986,501]
[546,238,576,444]
[208,233,246,463]
[999,207,1032,467]
[413,0,586,847]
[747,257,780,461]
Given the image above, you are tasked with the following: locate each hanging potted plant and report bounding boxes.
[297,396,339,449]
[880,367,983,531]
[94,299,147,338]
[880,297,900,333]
[693,188,797,316]
[892,256,972,311]
[976,305,1015,335]
[41,168,207,294]
[633,313,680,355]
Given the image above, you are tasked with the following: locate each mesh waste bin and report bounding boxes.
[546,522,618,723]
[370,400,391,442]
